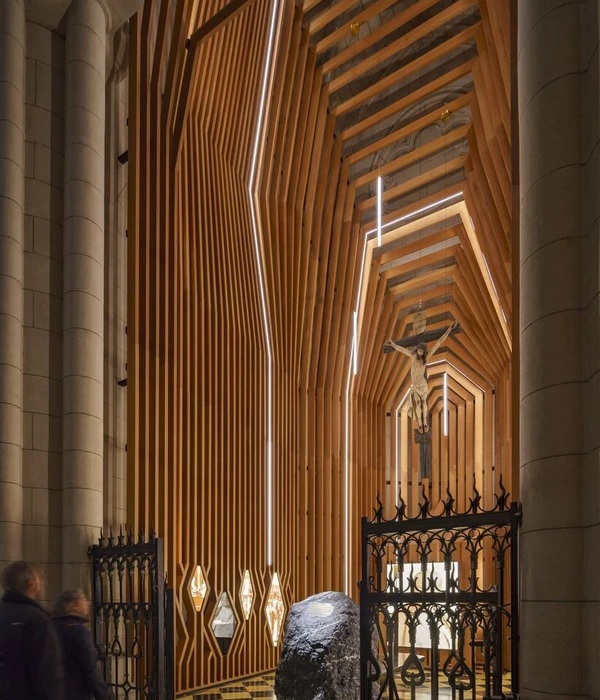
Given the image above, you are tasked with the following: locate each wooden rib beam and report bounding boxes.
[189,0,260,44]
[325,0,478,87]
[342,61,475,141]
[333,25,478,117]
[348,93,471,165]
[315,0,405,54]
[172,0,259,164]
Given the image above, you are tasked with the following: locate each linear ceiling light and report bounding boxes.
[365,191,463,237]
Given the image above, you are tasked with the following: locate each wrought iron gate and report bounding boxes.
[360,480,521,700]
[89,530,174,700]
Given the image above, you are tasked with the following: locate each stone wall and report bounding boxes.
[22,20,65,601]
[0,1,131,602]
[519,1,600,699]
[580,2,600,696]
[104,27,128,530]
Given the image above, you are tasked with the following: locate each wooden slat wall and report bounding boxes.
[128,0,284,692]
[128,0,514,693]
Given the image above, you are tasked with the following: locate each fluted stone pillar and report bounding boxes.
[519,1,590,698]
[0,0,25,567]
[63,0,107,588]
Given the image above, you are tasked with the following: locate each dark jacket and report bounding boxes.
[53,615,114,700]
[0,590,64,700]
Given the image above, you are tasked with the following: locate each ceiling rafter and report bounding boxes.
[324,0,478,85]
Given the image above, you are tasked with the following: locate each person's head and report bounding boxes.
[416,342,428,361]
[0,561,44,599]
[53,588,90,618]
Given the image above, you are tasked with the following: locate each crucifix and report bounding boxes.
[384,312,461,479]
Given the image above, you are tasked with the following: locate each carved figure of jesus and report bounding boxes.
[384,320,459,433]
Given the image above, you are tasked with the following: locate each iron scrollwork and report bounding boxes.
[360,477,521,700]
[88,528,174,700]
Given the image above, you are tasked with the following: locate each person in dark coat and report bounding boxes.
[0,560,64,700]
[53,589,114,700]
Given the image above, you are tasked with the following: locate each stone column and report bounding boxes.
[0,0,25,567]
[518,2,585,698]
[63,0,107,589]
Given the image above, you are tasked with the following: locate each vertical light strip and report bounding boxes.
[377,175,383,247]
[395,411,399,506]
[443,371,448,437]
[353,311,358,375]
[248,0,282,567]
[344,336,355,595]
[492,388,496,491]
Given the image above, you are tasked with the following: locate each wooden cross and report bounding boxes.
[382,323,462,353]
[385,321,462,480]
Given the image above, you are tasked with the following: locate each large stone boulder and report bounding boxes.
[274,591,360,700]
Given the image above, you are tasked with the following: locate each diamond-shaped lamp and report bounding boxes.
[265,572,285,646]
[189,565,207,612]
[240,570,254,620]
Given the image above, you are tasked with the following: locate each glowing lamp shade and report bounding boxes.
[189,565,208,612]
[265,572,285,646]
[240,570,254,620]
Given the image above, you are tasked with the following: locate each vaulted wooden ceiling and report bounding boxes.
[297,0,512,404]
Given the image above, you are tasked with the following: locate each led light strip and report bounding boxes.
[344,336,355,594]
[443,371,448,437]
[377,176,383,247]
[364,191,463,237]
[357,192,464,313]
[353,311,358,375]
[248,0,282,567]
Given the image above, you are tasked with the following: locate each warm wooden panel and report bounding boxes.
[128,0,285,692]
[128,0,514,692]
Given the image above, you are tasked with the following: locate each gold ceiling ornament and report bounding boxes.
[350,21,361,36]
[440,108,451,122]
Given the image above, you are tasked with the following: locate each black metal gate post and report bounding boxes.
[509,502,520,696]
[89,530,174,700]
[360,480,521,700]
[360,516,372,700]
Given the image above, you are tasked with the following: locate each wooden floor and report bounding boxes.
[186,670,512,699]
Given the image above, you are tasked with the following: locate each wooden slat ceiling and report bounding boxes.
[299,0,511,404]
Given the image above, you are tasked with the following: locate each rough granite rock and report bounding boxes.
[274,591,360,700]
